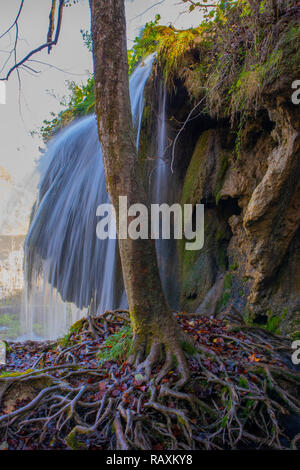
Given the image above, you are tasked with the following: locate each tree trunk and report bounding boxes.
[89,0,189,381]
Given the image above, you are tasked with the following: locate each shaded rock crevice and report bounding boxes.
[176,95,300,335]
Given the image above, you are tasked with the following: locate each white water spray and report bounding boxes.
[22,55,155,340]
[151,83,179,308]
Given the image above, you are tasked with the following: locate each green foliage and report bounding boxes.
[40,77,95,141]
[40,0,300,145]
[128,14,162,74]
[40,15,163,140]
[264,308,288,334]
[265,315,282,334]
[80,29,92,52]
[159,0,300,126]
[127,14,204,79]
[58,333,71,348]
[243,398,255,420]
[229,50,283,120]
[98,326,132,365]
[239,376,249,388]
[40,28,95,140]
[37,6,218,140]
[221,415,228,428]
[157,27,205,83]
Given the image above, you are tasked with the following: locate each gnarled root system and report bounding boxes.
[0,311,299,450]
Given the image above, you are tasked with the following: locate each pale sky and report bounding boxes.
[0,0,202,184]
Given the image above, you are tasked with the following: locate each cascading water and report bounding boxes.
[22,55,156,340]
[151,83,179,309]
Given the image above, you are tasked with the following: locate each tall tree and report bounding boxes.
[0,0,192,384]
[89,0,189,384]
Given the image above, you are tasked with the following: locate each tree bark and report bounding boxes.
[89,0,189,379]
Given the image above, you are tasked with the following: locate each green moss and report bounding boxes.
[41,3,300,143]
[214,152,230,204]
[217,272,233,311]
[66,429,86,450]
[157,26,208,84]
[243,399,256,420]
[229,50,283,118]
[224,272,232,290]
[221,415,228,429]
[249,307,289,334]
[178,132,214,301]
[0,368,35,378]
[278,24,300,73]
[181,340,197,356]
[69,318,85,334]
[291,331,300,341]
[98,326,132,365]
[58,333,71,348]
[229,261,238,271]
[156,2,300,125]
[239,376,249,388]
[265,316,281,334]
[181,131,211,207]
[265,307,288,334]
[57,318,85,348]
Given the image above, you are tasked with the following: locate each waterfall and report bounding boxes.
[22,55,155,340]
[151,83,179,309]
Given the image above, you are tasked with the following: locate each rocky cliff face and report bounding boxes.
[138,3,300,337]
[175,87,300,337]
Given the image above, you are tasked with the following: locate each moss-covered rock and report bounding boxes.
[181,130,211,206]
[181,130,232,207]
[179,206,231,312]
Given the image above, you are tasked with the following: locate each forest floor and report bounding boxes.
[0,311,300,450]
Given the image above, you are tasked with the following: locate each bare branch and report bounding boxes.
[0,0,25,40]
[0,0,65,81]
[129,0,167,22]
[28,59,90,77]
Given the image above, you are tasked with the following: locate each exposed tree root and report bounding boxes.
[0,312,299,450]
[130,325,191,390]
